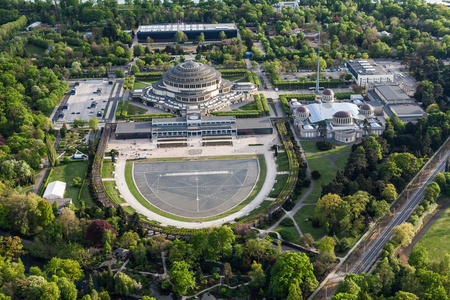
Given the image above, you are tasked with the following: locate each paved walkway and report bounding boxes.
[111,133,280,228]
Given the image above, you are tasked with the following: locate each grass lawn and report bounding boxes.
[275,225,300,243]
[276,152,289,172]
[223,76,245,81]
[125,155,267,222]
[133,81,149,89]
[294,205,326,241]
[236,78,250,83]
[142,79,161,84]
[48,162,94,208]
[239,102,258,111]
[268,174,289,198]
[103,181,125,205]
[25,44,45,55]
[334,154,349,170]
[123,206,137,214]
[269,103,278,116]
[300,141,350,156]
[304,152,337,203]
[101,160,115,178]
[414,205,450,260]
[127,103,148,115]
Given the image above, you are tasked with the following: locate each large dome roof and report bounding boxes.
[333,111,352,118]
[360,104,374,111]
[323,89,334,96]
[297,106,310,113]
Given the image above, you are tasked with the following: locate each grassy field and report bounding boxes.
[414,205,450,260]
[25,44,45,55]
[48,162,95,208]
[239,102,258,111]
[132,81,149,89]
[101,160,115,178]
[223,75,245,81]
[300,141,350,156]
[127,104,148,115]
[334,154,349,170]
[123,206,137,214]
[125,155,267,222]
[294,205,326,241]
[276,152,289,172]
[303,152,337,203]
[275,225,300,243]
[268,174,289,198]
[142,79,161,84]
[103,181,125,205]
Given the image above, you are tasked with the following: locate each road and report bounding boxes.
[350,149,450,274]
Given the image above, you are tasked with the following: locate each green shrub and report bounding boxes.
[280,218,295,227]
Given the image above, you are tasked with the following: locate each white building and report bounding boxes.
[293,89,385,143]
[346,60,394,87]
[43,181,66,200]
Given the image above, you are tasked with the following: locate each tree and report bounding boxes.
[206,226,235,260]
[434,173,446,191]
[0,236,25,260]
[86,220,117,246]
[133,243,148,266]
[315,193,343,225]
[268,252,318,299]
[114,273,136,295]
[299,233,314,248]
[46,135,57,167]
[219,31,227,40]
[408,247,429,270]
[115,70,124,78]
[168,261,195,295]
[317,236,336,255]
[392,222,414,247]
[102,229,116,245]
[104,241,112,254]
[119,231,139,248]
[394,291,419,300]
[248,261,265,288]
[175,31,188,43]
[224,262,233,283]
[45,257,83,282]
[133,44,144,57]
[382,184,398,203]
[131,64,139,75]
[57,277,77,300]
[60,123,68,138]
[196,33,205,45]
[89,117,98,130]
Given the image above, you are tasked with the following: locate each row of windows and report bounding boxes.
[164,79,219,89]
[175,93,211,102]
[173,69,209,77]
[168,72,216,82]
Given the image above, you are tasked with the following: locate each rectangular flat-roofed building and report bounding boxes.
[136,23,238,42]
[347,59,394,86]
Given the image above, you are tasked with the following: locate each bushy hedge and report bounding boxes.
[259,93,270,115]
[316,140,334,150]
[253,94,263,112]
[334,92,363,100]
[280,93,317,101]
[219,69,247,76]
[252,71,260,88]
[211,110,261,118]
[279,96,291,115]
[123,113,176,121]
[135,72,164,79]
[246,71,255,85]
[274,79,345,90]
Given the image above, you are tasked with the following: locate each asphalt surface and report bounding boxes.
[350,150,450,274]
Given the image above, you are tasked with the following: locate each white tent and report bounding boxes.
[43,181,66,200]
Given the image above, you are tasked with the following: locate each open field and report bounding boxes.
[414,205,450,260]
[127,103,148,115]
[275,224,300,243]
[103,181,125,205]
[303,152,337,203]
[101,160,115,178]
[223,75,245,81]
[334,154,349,169]
[268,174,288,198]
[294,205,326,241]
[300,141,350,156]
[276,152,289,172]
[47,161,95,207]
[25,44,45,55]
[132,81,149,89]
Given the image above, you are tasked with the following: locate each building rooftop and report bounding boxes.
[138,23,237,33]
[236,117,272,130]
[43,181,66,199]
[347,59,388,76]
[389,104,426,116]
[115,122,152,134]
[306,102,362,124]
[374,84,411,102]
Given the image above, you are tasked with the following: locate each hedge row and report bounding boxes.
[279,95,291,115]
[115,100,123,118]
[274,79,345,89]
[123,113,176,121]
[211,110,261,118]
[334,92,363,100]
[253,94,263,112]
[280,93,317,101]
[259,93,270,115]
[219,69,247,76]
[36,82,69,115]
[135,72,164,79]
[252,71,260,88]
[246,71,255,85]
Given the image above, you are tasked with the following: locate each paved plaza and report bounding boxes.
[133,159,259,218]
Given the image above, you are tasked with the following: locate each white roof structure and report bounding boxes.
[43,181,66,200]
[305,102,361,123]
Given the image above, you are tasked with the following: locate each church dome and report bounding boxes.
[323,89,334,96]
[332,111,353,125]
[361,104,373,111]
[333,111,352,118]
[295,106,310,119]
[360,104,374,116]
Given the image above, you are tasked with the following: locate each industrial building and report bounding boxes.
[136,23,238,42]
[367,84,427,123]
[346,59,394,86]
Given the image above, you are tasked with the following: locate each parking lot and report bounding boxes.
[58,80,114,122]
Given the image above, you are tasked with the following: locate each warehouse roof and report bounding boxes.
[43,181,66,199]
[138,23,237,33]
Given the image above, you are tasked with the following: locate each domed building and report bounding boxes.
[136,61,257,116]
[293,99,385,144]
[322,89,335,102]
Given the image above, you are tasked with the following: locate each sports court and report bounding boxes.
[132,158,259,218]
